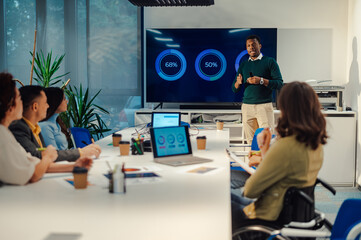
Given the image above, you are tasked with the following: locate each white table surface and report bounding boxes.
[0,128,231,240]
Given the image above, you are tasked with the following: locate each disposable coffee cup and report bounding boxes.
[196,136,207,150]
[112,133,122,147]
[216,121,224,131]
[72,167,88,189]
[119,141,130,156]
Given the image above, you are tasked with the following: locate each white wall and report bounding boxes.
[144,0,349,84]
[347,0,361,186]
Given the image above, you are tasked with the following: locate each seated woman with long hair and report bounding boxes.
[0,72,93,185]
[39,87,70,150]
[39,87,101,157]
[232,81,328,229]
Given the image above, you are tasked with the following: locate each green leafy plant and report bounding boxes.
[29,49,110,143]
[62,84,111,140]
[29,50,69,87]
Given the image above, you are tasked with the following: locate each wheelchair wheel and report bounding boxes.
[232,225,292,240]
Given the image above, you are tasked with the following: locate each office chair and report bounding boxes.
[250,127,264,151]
[328,198,361,239]
[70,127,92,148]
[229,128,267,188]
[230,127,267,172]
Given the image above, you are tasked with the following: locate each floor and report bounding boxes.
[315,186,361,224]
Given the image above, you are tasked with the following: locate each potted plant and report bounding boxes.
[29,50,110,144]
[29,50,70,87]
[61,84,111,141]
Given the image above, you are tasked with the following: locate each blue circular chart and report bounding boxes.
[155,49,187,81]
[195,49,227,81]
[157,136,165,145]
[167,134,175,144]
[234,50,248,72]
[177,133,185,143]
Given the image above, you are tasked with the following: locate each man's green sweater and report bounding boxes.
[232,56,283,104]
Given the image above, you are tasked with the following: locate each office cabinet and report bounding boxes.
[319,113,356,186]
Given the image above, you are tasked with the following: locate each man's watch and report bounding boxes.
[260,77,264,85]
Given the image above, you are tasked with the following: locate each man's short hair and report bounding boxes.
[246,35,261,44]
[19,85,44,112]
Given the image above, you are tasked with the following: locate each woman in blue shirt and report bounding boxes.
[39,87,69,150]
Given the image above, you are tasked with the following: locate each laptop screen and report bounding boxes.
[150,126,192,158]
[151,112,181,128]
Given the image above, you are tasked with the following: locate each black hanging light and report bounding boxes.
[128,0,214,7]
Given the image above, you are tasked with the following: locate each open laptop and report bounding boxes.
[150,126,212,166]
[151,112,181,128]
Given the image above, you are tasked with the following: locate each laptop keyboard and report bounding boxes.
[156,156,212,166]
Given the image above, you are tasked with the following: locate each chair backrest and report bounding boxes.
[251,128,264,151]
[251,128,276,151]
[277,185,315,225]
[70,127,92,148]
[331,199,361,239]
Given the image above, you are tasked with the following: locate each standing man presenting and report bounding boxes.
[232,35,283,144]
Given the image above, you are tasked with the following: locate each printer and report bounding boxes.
[311,85,345,111]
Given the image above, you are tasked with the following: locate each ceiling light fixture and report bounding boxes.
[128,0,214,7]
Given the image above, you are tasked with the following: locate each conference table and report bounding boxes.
[0,127,232,240]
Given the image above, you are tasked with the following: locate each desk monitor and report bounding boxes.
[151,112,181,128]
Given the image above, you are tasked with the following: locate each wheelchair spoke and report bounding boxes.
[233,225,291,240]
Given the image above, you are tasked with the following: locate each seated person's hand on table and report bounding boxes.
[41,145,58,162]
[74,157,93,170]
[81,144,101,158]
[257,128,272,157]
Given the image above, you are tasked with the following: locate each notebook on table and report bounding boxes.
[151,112,181,128]
[149,126,212,166]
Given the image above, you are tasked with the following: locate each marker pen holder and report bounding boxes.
[131,138,144,155]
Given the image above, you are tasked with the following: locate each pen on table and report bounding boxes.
[106,161,113,172]
[135,128,141,139]
[121,162,126,193]
[36,148,47,151]
[81,139,95,146]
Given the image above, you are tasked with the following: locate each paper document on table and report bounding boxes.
[187,167,217,174]
[225,149,255,175]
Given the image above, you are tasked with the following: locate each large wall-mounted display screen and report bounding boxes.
[146,28,277,103]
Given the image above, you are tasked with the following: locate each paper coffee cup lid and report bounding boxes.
[73,166,88,173]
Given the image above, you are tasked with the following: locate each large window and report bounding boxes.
[88,0,140,132]
[4,0,36,83]
[0,0,141,136]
